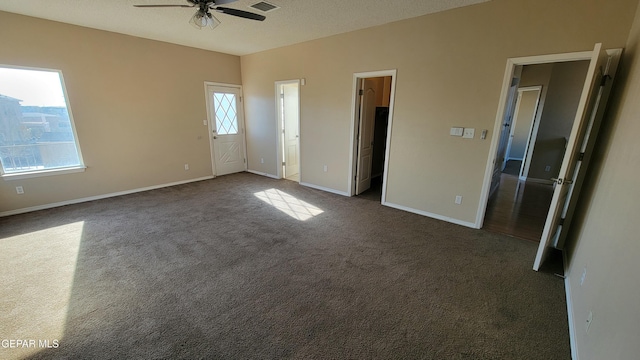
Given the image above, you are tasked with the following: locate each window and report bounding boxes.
[0,66,84,177]
[213,92,238,135]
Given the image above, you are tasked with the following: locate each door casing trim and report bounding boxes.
[349,69,397,201]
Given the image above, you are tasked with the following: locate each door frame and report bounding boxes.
[504,85,545,179]
[476,50,594,228]
[204,82,248,177]
[275,79,301,181]
[348,69,397,200]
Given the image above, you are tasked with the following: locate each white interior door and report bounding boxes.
[533,43,614,271]
[282,83,300,178]
[490,66,522,197]
[207,85,246,176]
[355,78,377,195]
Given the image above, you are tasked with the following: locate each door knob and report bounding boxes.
[213,136,217,139]
[550,178,574,185]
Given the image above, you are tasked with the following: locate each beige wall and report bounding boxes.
[528,61,590,180]
[0,11,241,214]
[563,1,640,358]
[241,0,637,224]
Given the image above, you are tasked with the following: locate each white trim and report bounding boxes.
[521,85,547,180]
[505,85,543,175]
[475,49,594,229]
[300,182,349,197]
[383,201,478,229]
[525,177,555,185]
[0,176,214,217]
[246,169,279,179]
[275,79,301,181]
[348,69,397,200]
[0,64,86,177]
[2,166,86,180]
[563,251,579,360]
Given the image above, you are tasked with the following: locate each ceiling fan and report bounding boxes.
[134,0,266,30]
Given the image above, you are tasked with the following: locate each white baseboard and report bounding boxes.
[0,176,214,217]
[382,201,478,229]
[300,182,350,197]
[563,251,579,360]
[246,170,280,180]
[526,177,555,185]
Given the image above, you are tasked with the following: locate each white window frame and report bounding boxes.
[0,65,86,180]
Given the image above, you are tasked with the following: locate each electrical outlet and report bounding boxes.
[261,158,264,164]
[323,165,328,172]
[545,165,551,172]
[586,311,593,333]
[184,164,189,171]
[202,120,207,126]
[455,195,463,205]
[16,186,24,194]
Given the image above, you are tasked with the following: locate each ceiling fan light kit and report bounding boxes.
[190,9,220,30]
[134,0,265,30]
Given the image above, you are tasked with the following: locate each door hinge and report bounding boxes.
[558,218,565,226]
[243,158,246,163]
[359,89,364,96]
[578,152,585,161]
[280,93,285,99]
[282,161,286,166]
[239,96,243,102]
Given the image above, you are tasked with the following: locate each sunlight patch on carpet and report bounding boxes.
[0,221,84,359]
[254,189,323,221]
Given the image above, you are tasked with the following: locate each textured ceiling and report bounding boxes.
[0,0,489,56]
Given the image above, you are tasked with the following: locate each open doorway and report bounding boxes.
[349,71,395,201]
[276,80,300,182]
[484,60,591,242]
[478,45,621,271]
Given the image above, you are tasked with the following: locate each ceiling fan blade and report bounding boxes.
[213,0,239,4]
[214,7,266,21]
[133,4,194,8]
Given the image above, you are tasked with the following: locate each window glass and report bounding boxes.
[213,92,238,135]
[0,67,83,175]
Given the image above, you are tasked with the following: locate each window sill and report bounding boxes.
[2,166,87,181]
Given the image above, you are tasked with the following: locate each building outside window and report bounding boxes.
[0,66,84,177]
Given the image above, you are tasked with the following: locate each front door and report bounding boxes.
[533,44,618,270]
[207,85,246,176]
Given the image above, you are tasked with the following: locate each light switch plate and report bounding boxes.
[450,127,464,136]
[463,128,475,139]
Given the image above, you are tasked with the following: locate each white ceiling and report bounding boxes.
[0,0,489,56]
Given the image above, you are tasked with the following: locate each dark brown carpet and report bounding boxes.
[0,172,570,359]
